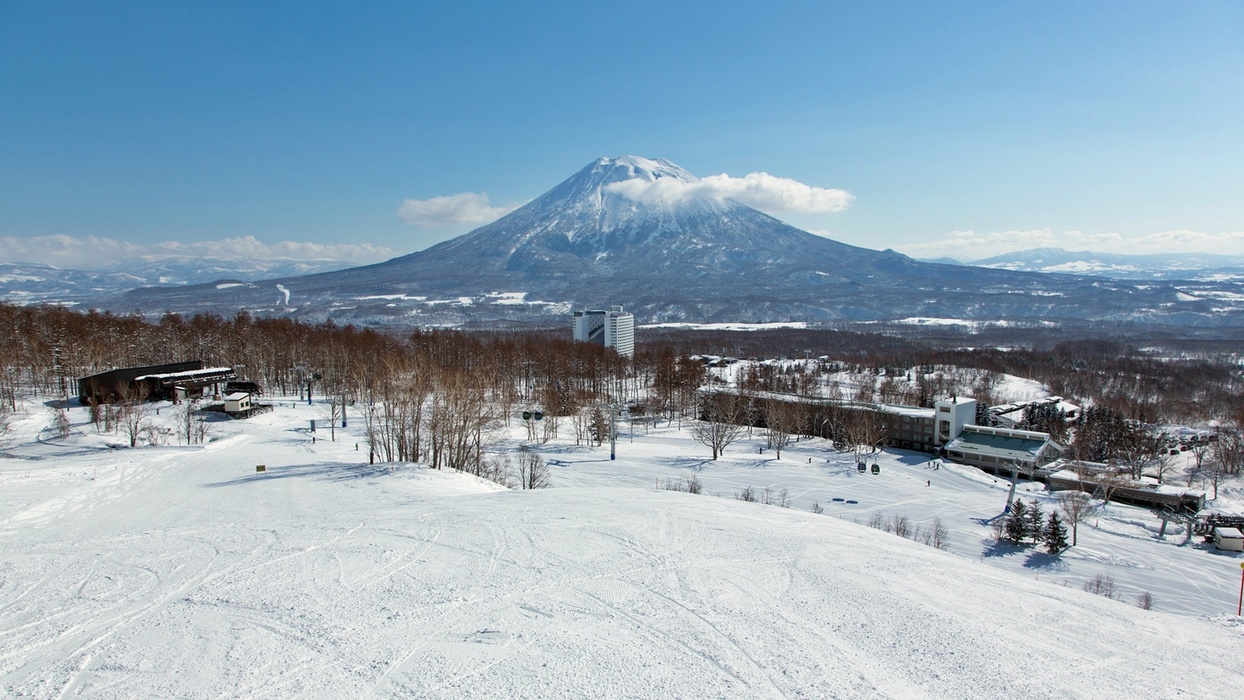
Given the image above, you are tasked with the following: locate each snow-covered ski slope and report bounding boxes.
[2,399,1243,698]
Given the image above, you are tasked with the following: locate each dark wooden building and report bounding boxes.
[78,361,235,405]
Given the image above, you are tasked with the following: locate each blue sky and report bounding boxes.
[2,1,1242,266]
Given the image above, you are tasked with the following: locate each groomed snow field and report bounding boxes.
[2,397,1243,698]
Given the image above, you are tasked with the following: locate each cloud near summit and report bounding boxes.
[398,192,524,228]
[604,172,854,214]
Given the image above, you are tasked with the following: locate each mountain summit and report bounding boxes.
[105,157,1235,327]
[399,155,874,281]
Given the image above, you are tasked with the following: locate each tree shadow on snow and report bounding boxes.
[980,539,1027,559]
[202,461,398,488]
[531,443,596,455]
[820,462,861,477]
[1022,551,1069,571]
[662,456,718,472]
[972,512,1008,528]
[888,451,936,467]
[731,456,783,470]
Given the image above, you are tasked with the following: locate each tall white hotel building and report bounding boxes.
[572,306,635,358]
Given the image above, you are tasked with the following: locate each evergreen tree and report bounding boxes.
[1044,511,1069,554]
[1024,499,1045,544]
[1019,402,1068,441]
[974,401,991,427]
[1004,499,1028,543]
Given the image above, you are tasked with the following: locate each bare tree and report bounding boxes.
[1194,456,1227,500]
[176,400,210,445]
[844,407,889,463]
[1150,449,1176,484]
[323,394,345,442]
[1083,573,1120,600]
[116,383,153,448]
[693,391,747,460]
[1093,470,1129,510]
[1056,491,1095,547]
[516,447,550,489]
[930,518,949,550]
[53,408,72,439]
[1117,423,1161,480]
[764,399,798,459]
[1212,426,1244,477]
[1190,441,1210,475]
[428,369,497,472]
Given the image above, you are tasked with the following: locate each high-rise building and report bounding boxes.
[572,306,634,357]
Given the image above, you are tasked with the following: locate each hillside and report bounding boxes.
[971,248,1244,281]
[2,397,1242,697]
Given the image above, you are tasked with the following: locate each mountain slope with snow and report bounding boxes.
[0,258,354,305]
[98,157,1244,326]
[972,247,1244,281]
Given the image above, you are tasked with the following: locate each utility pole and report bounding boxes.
[1238,562,1244,616]
[1005,463,1020,508]
[610,403,617,460]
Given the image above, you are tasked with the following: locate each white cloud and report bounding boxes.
[0,234,394,269]
[1129,229,1244,252]
[895,228,1244,261]
[604,172,853,214]
[397,192,523,228]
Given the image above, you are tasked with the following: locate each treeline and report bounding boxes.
[4,303,1244,469]
[649,326,1244,426]
[0,303,706,473]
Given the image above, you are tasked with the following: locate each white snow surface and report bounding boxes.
[640,321,810,331]
[2,399,1243,698]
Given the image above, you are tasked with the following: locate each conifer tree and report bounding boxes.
[1025,499,1045,544]
[1044,511,1069,554]
[1004,499,1028,543]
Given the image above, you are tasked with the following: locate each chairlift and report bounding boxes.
[871,463,880,475]
[857,462,866,473]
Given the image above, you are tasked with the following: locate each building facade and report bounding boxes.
[572,306,635,357]
[879,397,977,452]
[78,361,236,405]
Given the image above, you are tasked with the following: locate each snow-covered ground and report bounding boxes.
[2,398,1243,697]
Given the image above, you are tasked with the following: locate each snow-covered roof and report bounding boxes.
[877,404,935,418]
[223,392,250,401]
[989,397,1080,418]
[1213,527,1243,538]
[134,367,234,383]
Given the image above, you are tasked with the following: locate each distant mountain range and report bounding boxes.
[0,258,354,305]
[7,157,1244,328]
[966,248,1244,280]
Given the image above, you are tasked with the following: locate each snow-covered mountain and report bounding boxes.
[971,247,1244,281]
[0,258,354,305]
[96,157,1244,326]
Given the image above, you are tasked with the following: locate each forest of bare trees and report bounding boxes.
[4,302,1244,485]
